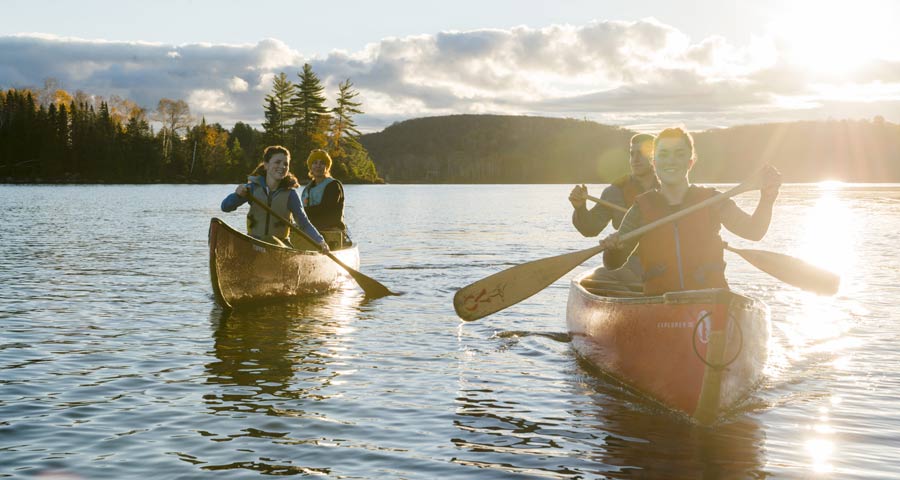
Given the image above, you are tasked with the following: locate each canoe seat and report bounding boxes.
[581,278,643,293]
[583,287,642,298]
[322,230,351,250]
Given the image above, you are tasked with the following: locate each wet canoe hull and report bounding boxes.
[209,218,360,308]
[566,268,770,424]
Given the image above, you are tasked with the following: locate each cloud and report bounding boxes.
[1,21,898,132]
[188,89,233,113]
[228,76,249,92]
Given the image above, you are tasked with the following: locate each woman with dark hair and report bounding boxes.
[221,145,328,251]
[301,149,349,248]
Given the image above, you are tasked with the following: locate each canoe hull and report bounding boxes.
[209,218,360,308]
[566,268,770,424]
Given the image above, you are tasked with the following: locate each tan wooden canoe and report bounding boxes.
[209,218,360,308]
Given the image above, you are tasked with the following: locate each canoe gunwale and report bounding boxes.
[570,270,754,308]
[210,217,355,255]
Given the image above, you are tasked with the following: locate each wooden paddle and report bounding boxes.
[583,193,841,296]
[586,194,629,213]
[243,194,398,298]
[453,178,759,321]
[724,244,840,295]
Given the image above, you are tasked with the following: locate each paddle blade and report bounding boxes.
[727,247,840,295]
[453,245,605,321]
[326,252,399,299]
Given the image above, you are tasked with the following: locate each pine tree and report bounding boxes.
[330,78,364,159]
[97,101,119,178]
[229,121,260,172]
[292,63,329,164]
[229,137,245,179]
[261,72,296,147]
[56,102,71,175]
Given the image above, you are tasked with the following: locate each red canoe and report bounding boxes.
[208,218,360,308]
[566,267,770,424]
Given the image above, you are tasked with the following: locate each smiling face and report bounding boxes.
[310,158,329,178]
[652,136,693,186]
[265,153,290,182]
[630,139,654,177]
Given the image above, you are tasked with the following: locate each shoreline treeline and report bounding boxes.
[0,65,383,184]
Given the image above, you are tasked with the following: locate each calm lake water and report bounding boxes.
[1,183,898,479]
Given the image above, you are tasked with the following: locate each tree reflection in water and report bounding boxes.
[194,291,365,475]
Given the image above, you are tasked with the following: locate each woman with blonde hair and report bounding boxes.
[301,149,349,247]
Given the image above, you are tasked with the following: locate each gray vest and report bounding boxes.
[301,177,335,207]
[246,176,292,241]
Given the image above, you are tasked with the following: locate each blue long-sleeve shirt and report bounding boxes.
[221,188,325,245]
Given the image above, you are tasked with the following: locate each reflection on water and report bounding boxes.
[196,291,364,474]
[453,353,767,479]
[807,398,838,474]
[206,295,357,410]
[796,185,858,283]
[747,184,880,478]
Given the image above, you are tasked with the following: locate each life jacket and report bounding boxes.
[610,174,656,229]
[612,174,651,208]
[301,177,335,208]
[246,176,293,242]
[636,186,727,296]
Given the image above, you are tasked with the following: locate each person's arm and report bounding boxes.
[572,185,623,237]
[287,191,327,247]
[719,166,781,241]
[717,198,773,241]
[221,184,250,212]
[603,186,628,229]
[600,204,642,270]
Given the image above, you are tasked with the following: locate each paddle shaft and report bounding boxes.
[615,180,755,245]
[586,194,629,213]
[243,193,397,298]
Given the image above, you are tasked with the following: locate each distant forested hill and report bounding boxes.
[360,115,635,183]
[360,115,900,183]
[692,119,900,183]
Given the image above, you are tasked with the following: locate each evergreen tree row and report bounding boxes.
[0,66,383,184]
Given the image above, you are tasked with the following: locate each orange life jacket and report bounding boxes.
[611,174,646,208]
[636,186,728,296]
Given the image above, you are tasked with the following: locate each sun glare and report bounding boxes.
[817,180,844,190]
[796,188,856,278]
[770,0,898,75]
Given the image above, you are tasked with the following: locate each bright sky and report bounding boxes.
[2,0,899,131]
